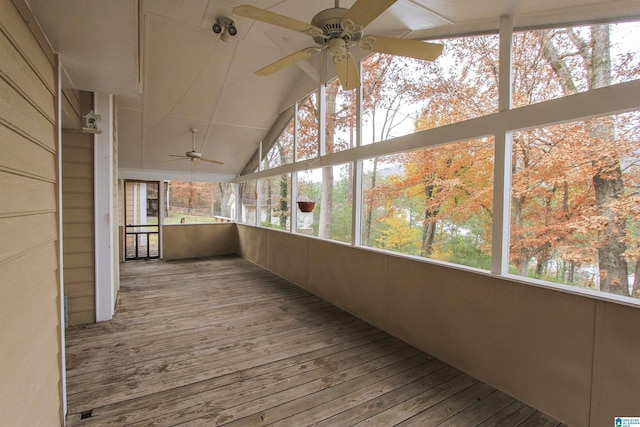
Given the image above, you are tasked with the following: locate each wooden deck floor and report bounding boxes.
[65,256,565,426]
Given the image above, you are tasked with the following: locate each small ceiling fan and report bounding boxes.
[233,0,444,90]
[168,128,224,165]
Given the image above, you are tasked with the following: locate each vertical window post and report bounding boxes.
[352,66,363,246]
[491,15,514,275]
[319,52,327,157]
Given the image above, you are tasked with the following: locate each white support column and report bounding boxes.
[255,178,262,226]
[158,180,165,259]
[352,62,363,246]
[256,138,263,226]
[293,101,299,162]
[492,133,513,275]
[355,62,362,149]
[291,102,299,233]
[94,93,115,321]
[319,52,327,157]
[55,56,67,421]
[498,15,513,113]
[491,16,514,275]
[351,160,363,246]
[291,171,299,233]
[234,182,241,222]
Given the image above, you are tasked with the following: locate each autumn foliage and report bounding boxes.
[258,22,639,298]
[362,24,639,297]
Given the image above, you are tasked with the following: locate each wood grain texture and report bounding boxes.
[65,256,565,426]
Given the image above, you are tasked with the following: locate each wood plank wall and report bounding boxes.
[0,0,63,424]
[62,127,95,325]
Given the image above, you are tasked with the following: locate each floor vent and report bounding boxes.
[80,410,93,419]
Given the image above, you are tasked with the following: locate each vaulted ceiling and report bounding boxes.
[28,0,639,181]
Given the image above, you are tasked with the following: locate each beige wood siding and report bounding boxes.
[62,130,95,325]
[61,87,82,129]
[0,0,62,424]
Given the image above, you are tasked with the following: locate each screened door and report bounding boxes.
[124,180,160,260]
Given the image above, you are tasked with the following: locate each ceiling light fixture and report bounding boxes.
[213,16,237,42]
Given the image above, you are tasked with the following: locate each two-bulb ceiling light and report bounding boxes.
[213,16,237,42]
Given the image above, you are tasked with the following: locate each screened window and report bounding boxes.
[240,180,257,225]
[260,174,291,230]
[325,78,356,154]
[361,54,432,144]
[296,168,320,236]
[166,181,233,224]
[361,35,499,143]
[296,163,353,243]
[262,119,294,170]
[512,21,640,108]
[296,92,319,162]
[362,138,494,269]
[510,111,640,298]
[238,17,640,304]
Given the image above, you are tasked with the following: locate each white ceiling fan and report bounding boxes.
[168,128,224,165]
[233,0,444,90]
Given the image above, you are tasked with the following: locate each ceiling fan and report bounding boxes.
[233,0,444,90]
[168,128,224,165]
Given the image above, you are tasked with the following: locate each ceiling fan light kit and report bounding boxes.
[233,0,444,90]
[213,16,237,42]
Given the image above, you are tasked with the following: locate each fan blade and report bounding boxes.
[256,47,320,76]
[166,157,190,164]
[233,4,322,35]
[366,36,444,61]
[168,154,187,158]
[200,157,224,165]
[334,53,360,91]
[343,0,396,28]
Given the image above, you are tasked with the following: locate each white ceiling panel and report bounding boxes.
[28,0,139,96]
[144,13,221,115]
[117,108,144,170]
[27,0,640,178]
[144,0,211,27]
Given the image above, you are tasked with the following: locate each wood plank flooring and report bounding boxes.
[65,256,566,426]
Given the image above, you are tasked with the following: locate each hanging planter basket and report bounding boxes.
[297,201,315,212]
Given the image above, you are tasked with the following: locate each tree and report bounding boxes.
[376,212,421,254]
[361,54,436,245]
[515,25,639,295]
[319,78,356,239]
[358,24,639,294]
[296,92,319,161]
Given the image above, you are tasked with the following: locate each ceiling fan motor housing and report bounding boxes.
[310,7,363,44]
